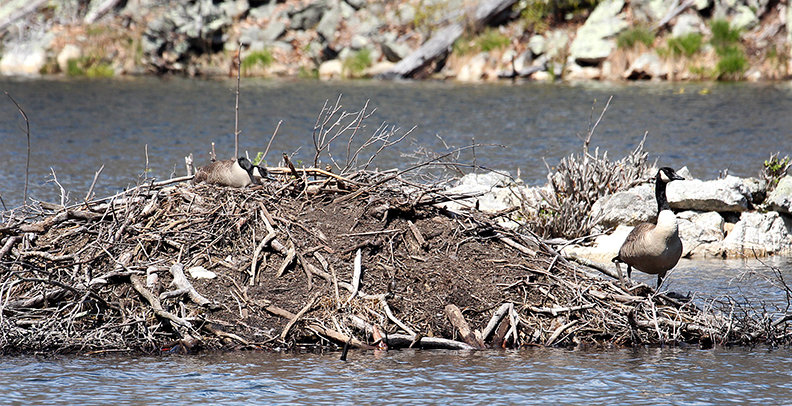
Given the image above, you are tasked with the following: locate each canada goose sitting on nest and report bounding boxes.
[252,165,276,184]
[193,157,255,188]
[613,167,684,289]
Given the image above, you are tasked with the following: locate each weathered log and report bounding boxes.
[445,304,483,348]
[379,0,518,79]
[0,0,48,33]
[386,333,476,350]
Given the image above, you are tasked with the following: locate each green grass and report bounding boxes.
[298,66,318,79]
[478,28,511,52]
[453,27,510,56]
[715,46,748,78]
[666,33,703,57]
[241,50,274,74]
[617,27,655,49]
[66,57,114,77]
[66,59,84,76]
[710,20,741,49]
[708,20,747,80]
[343,49,372,78]
[85,63,114,78]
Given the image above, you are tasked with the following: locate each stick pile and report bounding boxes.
[0,169,786,355]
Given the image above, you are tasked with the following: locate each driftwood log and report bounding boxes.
[379,0,518,79]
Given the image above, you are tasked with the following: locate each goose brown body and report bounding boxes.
[615,167,684,288]
[193,157,255,188]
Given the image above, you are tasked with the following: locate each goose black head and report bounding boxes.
[237,157,255,174]
[254,165,276,181]
[657,167,684,184]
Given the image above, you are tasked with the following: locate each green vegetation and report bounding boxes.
[762,153,791,190]
[709,20,747,79]
[617,26,655,49]
[342,49,372,78]
[66,56,114,77]
[519,0,601,33]
[715,46,748,78]
[453,27,511,56]
[710,20,741,49]
[241,50,273,74]
[665,33,703,57]
[298,66,319,79]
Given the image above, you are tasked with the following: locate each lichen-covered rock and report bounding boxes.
[667,175,752,212]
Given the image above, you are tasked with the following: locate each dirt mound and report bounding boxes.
[0,168,780,354]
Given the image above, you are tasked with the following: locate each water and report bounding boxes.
[1,77,792,403]
[2,347,792,405]
[0,77,791,208]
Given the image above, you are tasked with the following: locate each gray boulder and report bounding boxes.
[291,0,328,30]
[667,176,752,212]
[142,0,233,71]
[623,52,668,80]
[381,41,411,62]
[719,211,792,256]
[0,42,47,76]
[569,0,628,65]
[677,211,725,256]
[591,184,656,227]
[630,0,676,23]
[316,4,341,42]
[671,13,705,37]
[766,176,792,214]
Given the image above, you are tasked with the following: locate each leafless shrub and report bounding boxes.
[522,98,652,239]
[311,96,413,175]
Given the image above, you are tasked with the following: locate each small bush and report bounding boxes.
[343,49,372,78]
[241,50,273,74]
[666,33,703,57]
[617,27,655,49]
[761,152,791,191]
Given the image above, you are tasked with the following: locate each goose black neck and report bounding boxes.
[655,176,671,212]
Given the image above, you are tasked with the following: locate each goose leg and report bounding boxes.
[626,265,632,280]
[656,274,664,290]
[614,261,627,291]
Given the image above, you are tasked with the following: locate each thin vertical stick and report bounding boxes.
[263,120,281,161]
[234,42,242,159]
[5,93,30,206]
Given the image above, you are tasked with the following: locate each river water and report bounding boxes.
[1,77,792,404]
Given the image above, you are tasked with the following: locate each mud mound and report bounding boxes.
[0,169,779,354]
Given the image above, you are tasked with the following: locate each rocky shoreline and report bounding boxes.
[444,165,792,273]
[1,0,790,81]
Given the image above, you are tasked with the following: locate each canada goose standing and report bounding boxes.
[193,157,255,188]
[614,167,685,289]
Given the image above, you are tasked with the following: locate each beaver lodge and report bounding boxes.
[0,161,790,356]
[0,96,790,355]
